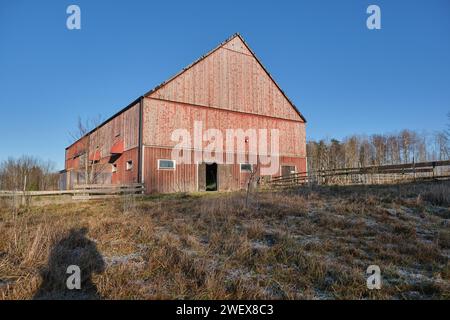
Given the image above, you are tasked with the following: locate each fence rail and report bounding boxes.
[267,160,450,188]
[72,183,145,200]
[0,183,145,201]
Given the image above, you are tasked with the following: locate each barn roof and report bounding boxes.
[66,33,306,150]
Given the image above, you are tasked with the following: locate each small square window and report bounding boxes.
[240,163,253,172]
[158,159,175,170]
[126,160,133,171]
[281,165,296,177]
[112,164,117,173]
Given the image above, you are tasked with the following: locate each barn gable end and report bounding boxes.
[146,34,305,122]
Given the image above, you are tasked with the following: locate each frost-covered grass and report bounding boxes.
[0,181,449,299]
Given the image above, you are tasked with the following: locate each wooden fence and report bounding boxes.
[267,160,450,188]
[0,183,145,201]
[71,183,145,200]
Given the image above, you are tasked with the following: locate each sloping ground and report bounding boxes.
[0,182,449,299]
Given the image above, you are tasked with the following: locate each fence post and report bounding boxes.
[432,161,436,180]
[22,175,27,206]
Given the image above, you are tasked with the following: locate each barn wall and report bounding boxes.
[65,35,307,194]
[110,147,140,184]
[142,146,306,194]
[65,102,141,182]
[277,156,307,176]
[141,35,306,194]
[143,147,197,193]
[65,136,88,170]
[143,98,306,158]
[90,102,140,159]
[148,38,303,122]
[143,146,242,194]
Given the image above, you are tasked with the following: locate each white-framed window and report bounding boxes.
[126,160,133,171]
[281,165,296,177]
[158,159,176,170]
[112,163,117,173]
[240,163,253,172]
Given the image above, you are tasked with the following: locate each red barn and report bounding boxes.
[64,34,307,193]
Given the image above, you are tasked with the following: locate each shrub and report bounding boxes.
[422,184,450,206]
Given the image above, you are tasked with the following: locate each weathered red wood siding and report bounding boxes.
[148,37,302,122]
[143,147,198,193]
[143,98,305,157]
[276,157,307,176]
[65,102,141,187]
[141,97,307,193]
[65,136,88,170]
[65,35,307,193]
[91,102,140,158]
[110,147,139,184]
[141,35,306,193]
[143,146,306,193]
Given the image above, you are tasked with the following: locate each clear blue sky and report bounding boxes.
[1,0,449,170]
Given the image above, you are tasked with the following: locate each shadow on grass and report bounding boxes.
[33,227,105,300]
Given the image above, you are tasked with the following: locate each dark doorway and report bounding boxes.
[205,163,217,191]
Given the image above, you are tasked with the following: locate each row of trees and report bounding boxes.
[0,156,59,191]
[307,127,449,173]
[0,116,108,191]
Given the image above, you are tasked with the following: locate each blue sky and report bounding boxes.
[0,0,449,169]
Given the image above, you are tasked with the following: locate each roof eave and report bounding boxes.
[65,96,143,150]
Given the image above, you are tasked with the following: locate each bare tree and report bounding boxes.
[446,112,450,139]
[436,132,449,160]
[400,129,413,163]
[386,135,401,164]
[344,136,359,168]
[0,156,58,191]
[359,138,374,167]
[245,163,260,208]
[416,133,428,162]
[70,116,110,185]
[306,125,449,173]
[371,134,387,166]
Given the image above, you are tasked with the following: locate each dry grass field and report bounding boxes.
[0,181,449,300]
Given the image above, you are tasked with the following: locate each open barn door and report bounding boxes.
[206,163,217,191]
[198,163,218,191]
[218,164,233,191]
[198,163,206,191]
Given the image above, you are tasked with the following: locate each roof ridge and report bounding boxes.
[143,33,240,97]
[67,33,243,149]
[233,34,306,123]
[144,32,306,123]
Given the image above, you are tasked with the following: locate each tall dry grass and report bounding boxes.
[0,181,449,299]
